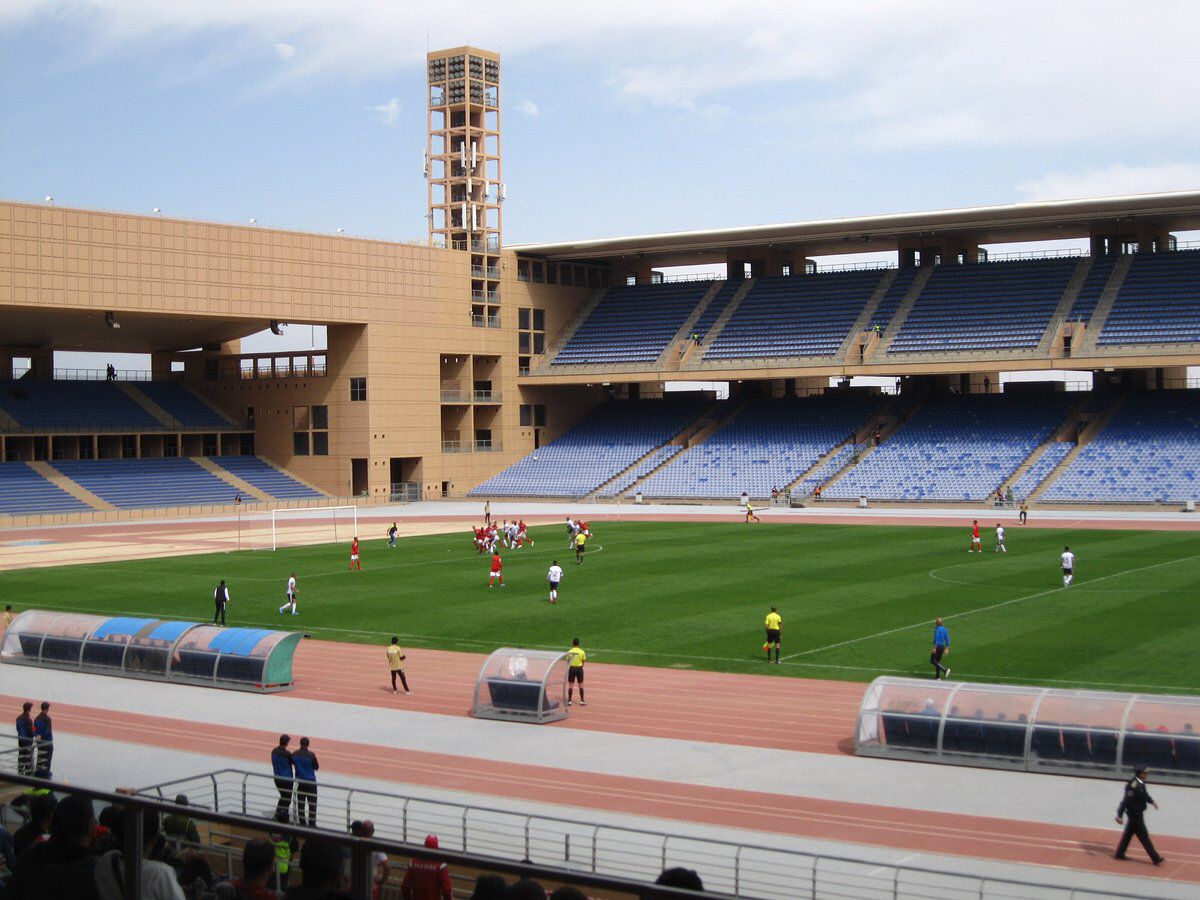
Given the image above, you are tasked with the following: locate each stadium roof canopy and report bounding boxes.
[511,191,1200,265]
[0,305,275,353]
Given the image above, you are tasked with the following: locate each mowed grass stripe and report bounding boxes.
[1,521,1198,693]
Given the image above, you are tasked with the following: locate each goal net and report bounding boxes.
[266,505,360,551]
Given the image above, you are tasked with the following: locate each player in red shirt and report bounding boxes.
[350,536,363,570]
[968,520,981,554]
[515,520,533,548]
[488,552,504,588]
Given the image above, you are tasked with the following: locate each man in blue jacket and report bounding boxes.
[931,619,950,680]
[33,702,52,775]
[15,702,35,775]
[291,736,319,827]
[271,734,295,820]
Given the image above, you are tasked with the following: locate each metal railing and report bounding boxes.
[814,259,894,273]
[473,390,501,402]
[131,769,1167,900]
[389,481,420,503]
[0,771,715,900]
[440,389,469,402]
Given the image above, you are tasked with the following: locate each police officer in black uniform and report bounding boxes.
[1115,767,1164,865]
[213,579,230,626]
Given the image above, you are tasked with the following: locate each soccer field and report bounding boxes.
[2,520,1198,694]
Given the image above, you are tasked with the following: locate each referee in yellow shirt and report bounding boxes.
[567,638,587,706]
[764,606,782,664]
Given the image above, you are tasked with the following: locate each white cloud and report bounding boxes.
[515,98,539,117]
[6,1,1200,150]
[371,97,400,126]
[273,42,295,60]
[1017,163,1200,202]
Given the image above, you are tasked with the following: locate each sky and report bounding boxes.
[2,0,1199,364]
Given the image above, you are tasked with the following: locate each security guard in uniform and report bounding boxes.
[1115,767,1164,865]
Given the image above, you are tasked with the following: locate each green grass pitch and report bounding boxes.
[2,521,1198,693]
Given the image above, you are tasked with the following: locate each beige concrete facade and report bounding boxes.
[0,200,596,499]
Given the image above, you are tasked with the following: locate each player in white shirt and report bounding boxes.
[279,573,298,615]
[506,521,520,549]
[566,518,581,548]
[994,524,1007,553]
[547,561,564,604]
[1061,546,1075,587]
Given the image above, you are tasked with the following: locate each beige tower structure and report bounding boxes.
[426,46,503,329]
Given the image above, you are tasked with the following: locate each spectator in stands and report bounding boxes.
[106,364,116,382]
[213,838,279,899]
[15,701,35,775]
[469,875,507,899]
[163,795,201,846]
[269,813,299,892]
[271,735,295,819]
[0,823,16,883]
[504,879,545,900]
[347,820,390,898]
[34,701,53,774]
[13,792,56,857]
[97,807,183,898]
[654,867,704,891]
[292,738,319,828]
[814,484,822,501]
[873,429,881,447]
[771,486,779,505]
[177,851,217,899]
[285,837,350,899]
[7,794,100,900]
[400,834,452,900]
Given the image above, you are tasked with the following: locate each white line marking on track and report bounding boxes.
[782,552,1200,661]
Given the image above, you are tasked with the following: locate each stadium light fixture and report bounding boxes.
[336,228,344,234]
[44,195,54,205]
[153,207,161,214]
[249,217,257,225]
[270,320,285,336]
[105,312,121,330]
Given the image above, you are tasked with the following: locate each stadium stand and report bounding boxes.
[596,445,683,498]
[1098,250,1200,345]
[688,280,740,341]
[468,399,708,497]
[0,462,91,514]
[869,266,917,332]
[1009,441,1075,499]
[1068,255,1116,323]
[49,458,240,508]
[637,394,883,499]
[133,381,232,428]
[0,380,159,430]
[1040,391,1200,502]
[705,270,885,360]
[888,258,1079,353]
[551,281,713,365]
[792,445,857,496]
[209,455,325,500]
[825,393,1077,502]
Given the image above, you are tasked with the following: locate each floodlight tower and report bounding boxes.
[426,46,503,327]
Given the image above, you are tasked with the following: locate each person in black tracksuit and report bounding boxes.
[213,580,230,626]
[1114,767,1164,865]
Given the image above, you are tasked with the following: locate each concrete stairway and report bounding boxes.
[30,461,113,510]
[1037,257,1093,354]
[871,265,935,356]
[1029,393,1128,501]
[658,281,724,370]
[1072,255,1133,355]
[193,457,272,502]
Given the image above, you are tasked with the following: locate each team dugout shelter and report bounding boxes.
[472,648,570,723]
[1,610,303,692]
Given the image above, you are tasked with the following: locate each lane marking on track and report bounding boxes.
[782,552,1200,661]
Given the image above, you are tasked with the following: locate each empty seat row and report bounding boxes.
[0,462,91,515]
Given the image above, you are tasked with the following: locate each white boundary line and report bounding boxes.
[781,552,1200,661]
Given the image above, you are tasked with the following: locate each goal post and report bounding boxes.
[270,505,359,551]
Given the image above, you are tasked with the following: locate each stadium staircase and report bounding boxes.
[526,287,609,374]
[1071,254,1133,355]
[1036,257,1093,354]
[793,393,922,496]
[25,461,114,511]
[692,279,755,361]
[192,457,272,502]
[252,456,329,498]
[998,393,1092,496]
[869,265,935,357]
[116,383,178,428]
[838,269,898,363]
[1029,392,1128,501]
[588,400,741,498]
[659,281,724,369]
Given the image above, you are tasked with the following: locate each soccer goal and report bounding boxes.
[269,505,359,551]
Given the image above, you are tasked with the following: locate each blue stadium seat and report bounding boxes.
[208,456,324,500]
[468,400,708,498]
[0,462,91,515]
[888,258,1078,353]
[826,393,1076,502]
[0,380,159,431]
[1099,250,1200,345]
[49,458,239,509]
[134,382,230,428]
